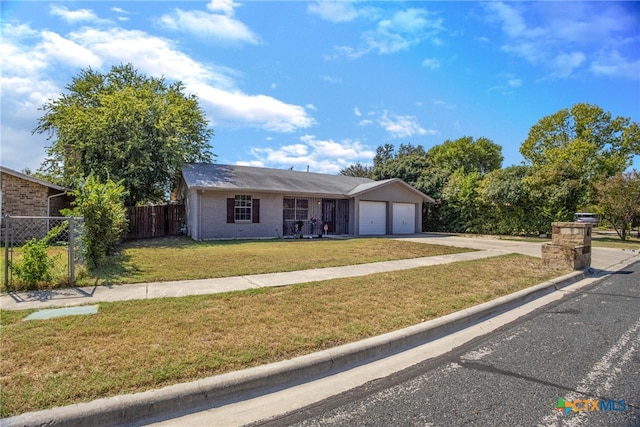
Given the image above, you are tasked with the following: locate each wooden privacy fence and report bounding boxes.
[126,204,185,240]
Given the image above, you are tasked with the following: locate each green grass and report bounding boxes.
[0,254,566,417]
[591,233,640,250]
[83,237,474,285]
[497,231,640,250]
[1,237,472,291]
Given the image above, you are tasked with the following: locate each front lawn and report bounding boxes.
[86,237,474,285]
[0,254,566,417]
[1,237,472,291]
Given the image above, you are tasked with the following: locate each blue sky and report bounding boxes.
[1,1,639,175]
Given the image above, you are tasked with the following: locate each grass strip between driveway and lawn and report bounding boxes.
[0,253,569,417]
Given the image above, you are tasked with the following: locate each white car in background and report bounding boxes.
[574,212,599,225]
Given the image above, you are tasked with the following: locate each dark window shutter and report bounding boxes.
[227,198,235,223]
[252,199,260,223]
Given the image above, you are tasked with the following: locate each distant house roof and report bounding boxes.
[0,165,67,191]
[181,163,434,202]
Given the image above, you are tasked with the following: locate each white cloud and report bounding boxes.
[0,124,49,172]
[488,73,523,94]
[0,22,316,171]
[66,28,233,88]
[247,135,375,174]
[422,58,440,70]
[1,24,46,76]
[379,111,436,139]
[192,84,315,132]
[321,75,342,84]
[325,45,364,60]
[325,6,445,59]
[550,51,586,78]
[485,2,639,80]
[69,27,314,131]
[207,0,240,16]
[111,6,130,22]
[308,1,360,23]
[49,5,111,25]
[485,2,543,40]
[590,51,640,80]
[159,3,258,45]
[41,31,102,68]
[354,107,362,117]
[364,8,444,54]
[508,78,521,88]
[433,99,456,110]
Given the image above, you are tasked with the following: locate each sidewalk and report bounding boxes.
[1,250,500,310]
[1,235,638,311]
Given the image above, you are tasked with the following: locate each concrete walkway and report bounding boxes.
[1,234,638,311]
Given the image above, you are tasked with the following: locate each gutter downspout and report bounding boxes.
[47,191,68,234]
[198,190,203,241]
[47,191,68,217]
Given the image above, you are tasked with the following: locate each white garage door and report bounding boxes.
[393,203,415,234]
[359,201,387,235]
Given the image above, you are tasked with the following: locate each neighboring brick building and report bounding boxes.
[1,166,74,241]
[1,166,72,217]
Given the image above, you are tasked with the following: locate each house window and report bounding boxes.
[235,195,252,221]
[283,198,308,221]
[227,196,260,224]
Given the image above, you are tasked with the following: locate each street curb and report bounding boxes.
[1,269,594,427]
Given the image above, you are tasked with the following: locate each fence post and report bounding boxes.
[69,217,75,285]
[3,215,9,288]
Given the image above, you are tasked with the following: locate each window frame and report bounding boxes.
[234,194,252,222]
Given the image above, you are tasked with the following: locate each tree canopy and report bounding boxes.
[372,143,430,183]
[339,162,373,178]
[34,64,214,205]
[593,171,640,240]
[520,103,639,183]
[426,136,503,175]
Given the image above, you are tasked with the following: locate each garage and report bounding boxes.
[392,203,416,234]
[358,201,387,235]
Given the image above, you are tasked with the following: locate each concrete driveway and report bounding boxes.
[394,233,639,271]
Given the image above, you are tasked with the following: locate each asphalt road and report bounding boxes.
[257,261,640,427]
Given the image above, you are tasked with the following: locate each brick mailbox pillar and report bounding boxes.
[541,222,593,270]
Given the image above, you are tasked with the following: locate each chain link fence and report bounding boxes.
[2,216,85,290]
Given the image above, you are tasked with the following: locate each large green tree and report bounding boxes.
[440,170,483,233]
[520,103,639,189]
[476,165,535,235]
[34,64,214,205]
[522,162,584,232]
[372,143,429,183]
[593,170,640,240]
[426,136,503,175]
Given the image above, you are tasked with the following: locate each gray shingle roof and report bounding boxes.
[182,164,374,196]
[181,164,434,202]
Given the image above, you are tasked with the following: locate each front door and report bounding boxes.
[322,200,336,233]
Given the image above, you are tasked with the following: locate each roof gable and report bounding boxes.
[348,178,435,203]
